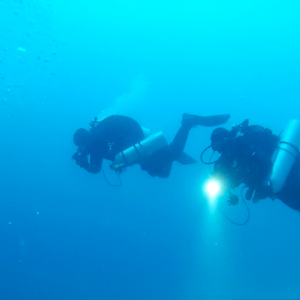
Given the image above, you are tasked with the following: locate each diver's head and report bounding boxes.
[211,128,230,153]
[73,128,90,148]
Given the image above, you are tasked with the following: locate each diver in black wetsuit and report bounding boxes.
[73,115,144,173]
[208,120,300,213]
[72,113,230,178]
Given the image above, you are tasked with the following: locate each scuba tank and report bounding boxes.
[270,119,300,193]
[110,131,168,172]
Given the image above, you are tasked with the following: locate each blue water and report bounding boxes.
[1,1,300,299]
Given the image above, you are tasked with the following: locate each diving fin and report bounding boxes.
[177,152,197,165]
[182,113,230,127]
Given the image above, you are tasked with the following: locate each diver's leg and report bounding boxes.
[156,160,173,178]
[167,112,230,159]
[141,148,173,178]
[163,113,230,171]
[168,124,191,160]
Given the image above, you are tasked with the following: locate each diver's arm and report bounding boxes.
[81,153,103,174]
[212,170,239,205]
[213,157,238,187]
[213,159,241,205]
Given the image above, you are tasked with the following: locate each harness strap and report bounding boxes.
[279,141,299,158]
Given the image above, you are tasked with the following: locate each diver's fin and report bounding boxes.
[177,152,197,165]
[182,113,230,127]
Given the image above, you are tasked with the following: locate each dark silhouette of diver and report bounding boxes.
[207,119,300,213]
[73,113,230,178]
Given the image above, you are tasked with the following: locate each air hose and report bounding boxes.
[102,167,122,187]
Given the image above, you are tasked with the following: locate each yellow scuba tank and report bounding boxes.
[110,131,168,171]
[270,119,300,193]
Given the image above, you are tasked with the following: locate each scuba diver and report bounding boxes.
[72,115,144,174]
[72,113,230,179]
[203,119,300,213]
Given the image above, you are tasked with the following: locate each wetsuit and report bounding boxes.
[139,123,193,178]
[79,115,144,173]
[213,124,300,213]
[214,125,279,194]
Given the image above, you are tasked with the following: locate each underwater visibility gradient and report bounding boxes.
[0,0,300,299]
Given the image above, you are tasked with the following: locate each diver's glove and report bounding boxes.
[227,191,239,205]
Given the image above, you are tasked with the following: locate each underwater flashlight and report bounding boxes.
[206,181,220,199]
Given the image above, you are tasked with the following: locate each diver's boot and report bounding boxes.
[182,113,230,127]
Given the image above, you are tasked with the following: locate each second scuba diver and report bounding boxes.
[72,113,230,179]
[204,119,300,213]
